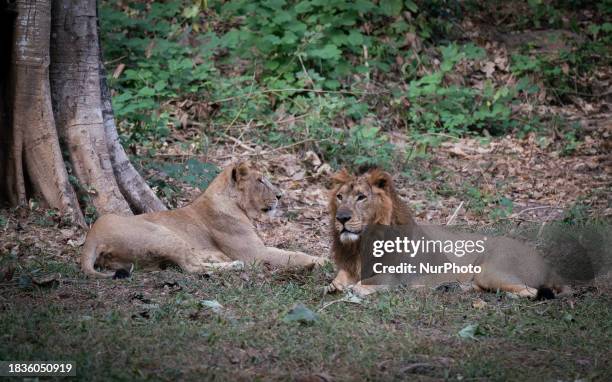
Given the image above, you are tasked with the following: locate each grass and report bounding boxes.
[1,258,610,381]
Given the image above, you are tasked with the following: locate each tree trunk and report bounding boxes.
[0,0,166,225]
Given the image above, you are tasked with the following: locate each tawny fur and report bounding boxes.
[328,167,567,297]
[81,162,325,277]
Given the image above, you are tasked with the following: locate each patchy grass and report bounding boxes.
[1,245,610,381]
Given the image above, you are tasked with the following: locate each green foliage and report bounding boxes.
[266,94,395,168]
[99,0,606,169]
[510,15,612,102]
[101,2,218,144]
[406,43,515,134]
[562,199,591,225]
[133,159,219,207]
[215,0,460,88]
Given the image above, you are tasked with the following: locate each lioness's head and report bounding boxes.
[330,167,395,244]
[232,162,282,216]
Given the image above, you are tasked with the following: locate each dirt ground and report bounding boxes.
[0,134,611,381]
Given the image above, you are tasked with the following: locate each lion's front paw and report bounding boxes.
[324,281,344,294]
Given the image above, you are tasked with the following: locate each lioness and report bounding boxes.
[327,166,567,297]
[82,162,325,277]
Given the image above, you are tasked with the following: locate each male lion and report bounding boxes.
[327,166,568,297]
[81,162,325,277]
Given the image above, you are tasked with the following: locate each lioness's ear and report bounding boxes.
[232,162,250,183]
[331,168,350,185]
[366,169,392,190]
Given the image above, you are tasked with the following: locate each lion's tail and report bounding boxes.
[81,237,114,278]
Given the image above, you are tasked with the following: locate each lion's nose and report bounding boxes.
[276,192,282,200]
[336,211,352,224]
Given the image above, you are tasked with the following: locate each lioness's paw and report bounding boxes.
[315,257,329,267]
[229,260,245,270]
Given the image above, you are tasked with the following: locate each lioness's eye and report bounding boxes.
[357,194,366,201]
[336,194,343,201]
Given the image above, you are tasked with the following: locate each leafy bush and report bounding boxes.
[406,44,515,134]
[216,0,462,89]
[99,0,607,170]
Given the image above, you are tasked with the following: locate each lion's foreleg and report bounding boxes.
[474,269,538,298]
[325,269,355,294]
[175,248,243,274]
[184,260,244,273]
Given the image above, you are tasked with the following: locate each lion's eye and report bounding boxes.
[336,194,343,201]
[357,194,367,201]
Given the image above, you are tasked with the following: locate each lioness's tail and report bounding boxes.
[81,237,114,278]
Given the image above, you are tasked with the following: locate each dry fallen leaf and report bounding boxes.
[472,298,487,309]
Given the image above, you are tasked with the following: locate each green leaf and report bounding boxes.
[458,323,479,339]
[324,79,341,89]
[380,0,403,16]
[282,303,318,324]
[201,300,223,313]
[182,5,200,19]
[273,10,292,24]
[265,60,281,70]
[294,1,313,13]
[137,87,155,97]
[308,44,342,60]
[405,0,418,13]
[154,80,167,91]
[114,92,133,103]
[347,30,364,46]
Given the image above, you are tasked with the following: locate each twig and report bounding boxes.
[514,205,563,217]
[220,133,256,152]
[446,201,464,226]
[216,138,328,160]
[523,300,552,309]
[103,55,127,66]
[317,298,346,312]
[190,113,309,132]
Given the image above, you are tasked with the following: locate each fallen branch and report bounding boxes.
[446,201,464,226]
[216,138,330,160]
[220,133,256,152]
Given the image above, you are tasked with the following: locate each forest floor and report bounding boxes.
[1,134,611,381]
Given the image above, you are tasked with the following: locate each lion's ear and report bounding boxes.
[366,169,392,191]
[232,162,250,183]
[331,168,350,185]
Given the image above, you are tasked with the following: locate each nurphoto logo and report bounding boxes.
[360,225,491,285]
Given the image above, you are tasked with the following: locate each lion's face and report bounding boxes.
[330,168,394,244]
[233,162,282,216]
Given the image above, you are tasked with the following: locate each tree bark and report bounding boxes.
[0,0,166,225]
[49,0,131,216]
[7,0,84,224]
[99,51,167,214]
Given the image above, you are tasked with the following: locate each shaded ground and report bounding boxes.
[1,139,611,381]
